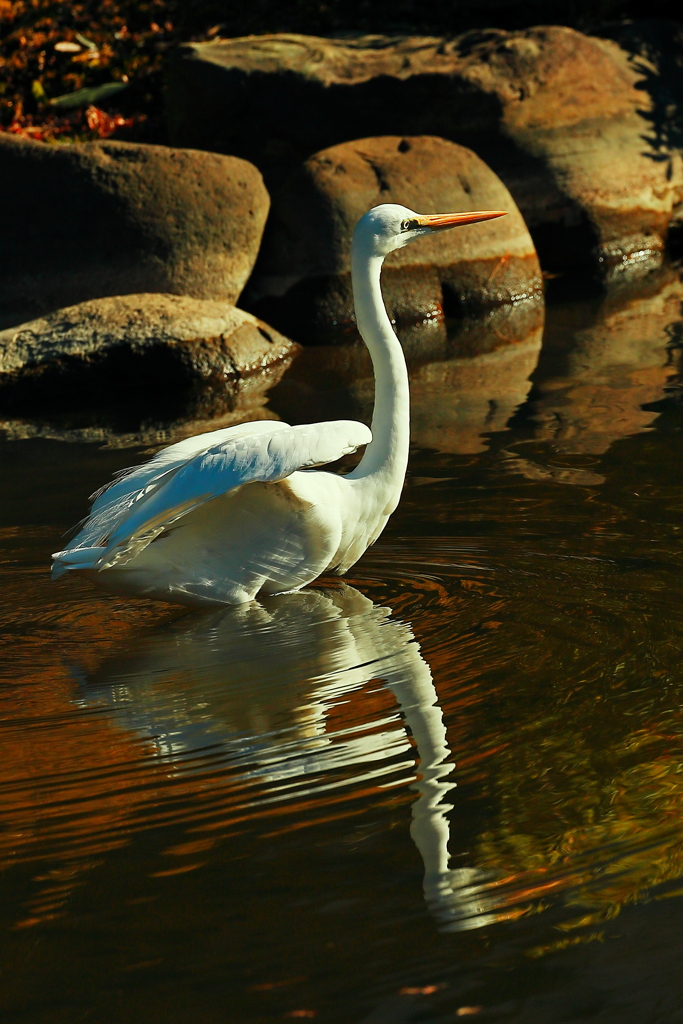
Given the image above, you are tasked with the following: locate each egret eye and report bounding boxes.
[401,218,418,232]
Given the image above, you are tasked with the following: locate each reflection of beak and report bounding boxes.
[416,210,508,230]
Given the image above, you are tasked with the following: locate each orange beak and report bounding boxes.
[416,210,508,230]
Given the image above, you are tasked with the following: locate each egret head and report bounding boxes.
[352,203,508,259]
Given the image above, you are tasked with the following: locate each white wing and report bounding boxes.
[53,419,371,574]
[88,420,289,514]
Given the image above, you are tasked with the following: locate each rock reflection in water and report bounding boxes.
[410,335,542,455]
[269,305,544,456]
[529,273,683,457]
[0,394,282,449]
[79,584,494,930]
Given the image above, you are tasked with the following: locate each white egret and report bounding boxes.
[52,204,506,605]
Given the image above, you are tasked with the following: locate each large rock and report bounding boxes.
[246,136,543,346]
[0,294,299,417]
[167,26,683,281]
[0,135,269,327]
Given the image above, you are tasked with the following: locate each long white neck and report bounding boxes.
[347,242,410,506]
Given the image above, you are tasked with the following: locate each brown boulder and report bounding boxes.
[167,26,683,281]
[0,294,299,417]
[247,136,542,346]
[0,135,269,327]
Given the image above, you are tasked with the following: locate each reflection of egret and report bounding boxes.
[53,205,504,606]
[79,585,494,928]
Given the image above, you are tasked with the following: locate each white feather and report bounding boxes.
[53,419,371,581]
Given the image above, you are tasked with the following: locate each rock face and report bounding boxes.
[0,135,269,327]
[167,26,683,281]
[247,136,542,345]
[0,294,299,416]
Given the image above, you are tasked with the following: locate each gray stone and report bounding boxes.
[0,135,270,326]
[247,135,542,346]
[167,26,683,281]
[0,293,299,416]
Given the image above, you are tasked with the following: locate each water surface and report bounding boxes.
[2,274,683,1022]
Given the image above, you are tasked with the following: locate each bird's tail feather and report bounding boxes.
[51,546,107,579]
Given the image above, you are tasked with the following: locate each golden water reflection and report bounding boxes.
[524,273,683,455]
[2,272,683,1019]
[4,522,683,941]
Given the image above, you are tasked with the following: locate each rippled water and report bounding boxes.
[3,274,683,1022]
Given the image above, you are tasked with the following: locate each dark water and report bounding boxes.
[2,273,683,1023]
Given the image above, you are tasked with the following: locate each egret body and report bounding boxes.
[52,204,505,605]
